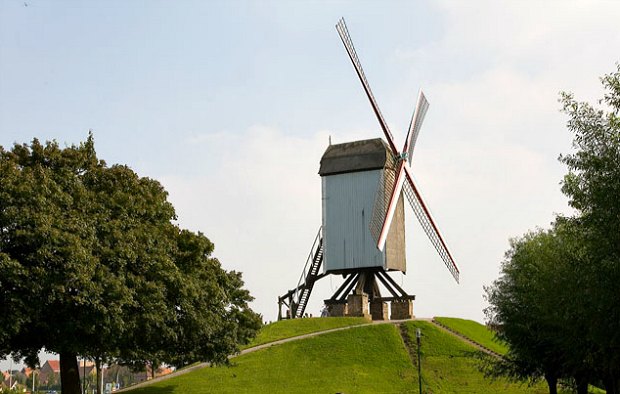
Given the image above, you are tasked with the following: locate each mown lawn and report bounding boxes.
[402,321,557,394]
[429,318,605,393]
[243,316,369,348]
[131,324,416,393]
[127,318,600,394]
[434,316,509,355]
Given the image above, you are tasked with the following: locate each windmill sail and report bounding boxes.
[402,165,460,283]
[369,167,396,245]
[336,18,398,154]
[338,16,460,284]
[404,90,430,162]
[375,161,407,251]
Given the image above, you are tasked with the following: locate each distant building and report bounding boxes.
[39,360,60,384]
[132,364,174,383]
[78,361,96,379]
[21,366,33,377]
[0,369,20,391]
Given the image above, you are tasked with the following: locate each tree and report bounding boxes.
[116,229,262,369]
[559,64,620,393]
[0,135,262,394]
[485,65,620,394]
[484,223,581,393]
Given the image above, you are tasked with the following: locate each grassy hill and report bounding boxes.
[132,323,416,393]
[125,318,569,394]
[402,321,546,393]
[433,316,509,355]
[244,316,369,348]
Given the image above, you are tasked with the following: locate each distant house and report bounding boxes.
[78,361,96,379]
[0,370,19,390]
[39,360,60,384]
[21,367,33,377]
[133,365,175,382]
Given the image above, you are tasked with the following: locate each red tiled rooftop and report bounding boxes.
[45,360,60,372]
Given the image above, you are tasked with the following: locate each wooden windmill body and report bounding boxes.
[320,138,406,275]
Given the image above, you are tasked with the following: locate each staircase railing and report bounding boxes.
[291,226,323,317]
[278,226,325,320]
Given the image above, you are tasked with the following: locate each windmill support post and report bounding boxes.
[323,269,415,320]
[279,254,416,321]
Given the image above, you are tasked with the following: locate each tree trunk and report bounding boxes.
[59,352,81,394]
[150,360,161,380]
[576,377,588,394]
[544,372,558,394]
[95,357,102,394]
[604,375,620,394]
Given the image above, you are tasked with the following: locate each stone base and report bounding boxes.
[327,302,348,317]
[370,300,389,320]
[346,293,370,319]
[391,300,414,320]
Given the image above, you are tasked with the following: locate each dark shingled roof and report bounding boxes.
[319,138,395,176]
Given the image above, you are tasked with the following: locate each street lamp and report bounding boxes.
[416,328,422,394]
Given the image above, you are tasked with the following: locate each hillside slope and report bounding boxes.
[402,321,551,393]
[131,324,416,393]
[126,318,558,394]
[433,317,508,355]
[244,316,369,348]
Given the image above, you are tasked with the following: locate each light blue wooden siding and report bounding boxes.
[322,170,386,273]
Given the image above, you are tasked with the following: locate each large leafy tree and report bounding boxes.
[485,65,620,394]
[0,136,262,394]
[484,221,591,393]
[559,64,620,393]
[0,138,100,393]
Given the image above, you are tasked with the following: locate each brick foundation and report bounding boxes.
[390,300,414,320]
[370,300,389,320]
[327,302,348,317]
[346,293,370,319]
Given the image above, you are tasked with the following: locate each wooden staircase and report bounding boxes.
[278,227,326,319]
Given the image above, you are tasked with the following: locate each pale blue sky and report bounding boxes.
[2,0,620,369]
[1,1,444,174]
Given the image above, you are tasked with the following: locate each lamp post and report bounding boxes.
[416,328,422,394]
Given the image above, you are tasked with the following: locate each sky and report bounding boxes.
[1,0,619,369]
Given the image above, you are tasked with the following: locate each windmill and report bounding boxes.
[278,18,459,321]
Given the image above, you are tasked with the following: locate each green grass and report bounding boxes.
[132,324,417,393]
[430,319,603,394]
[127,318,597,393]
[434,317,509,355]
[402,321,554,394]
[243,316,369,348]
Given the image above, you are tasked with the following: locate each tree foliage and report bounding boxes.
[0,135,262,394]
[484,221,590,393]
[485,64,620,394]
[559,64,620,393]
